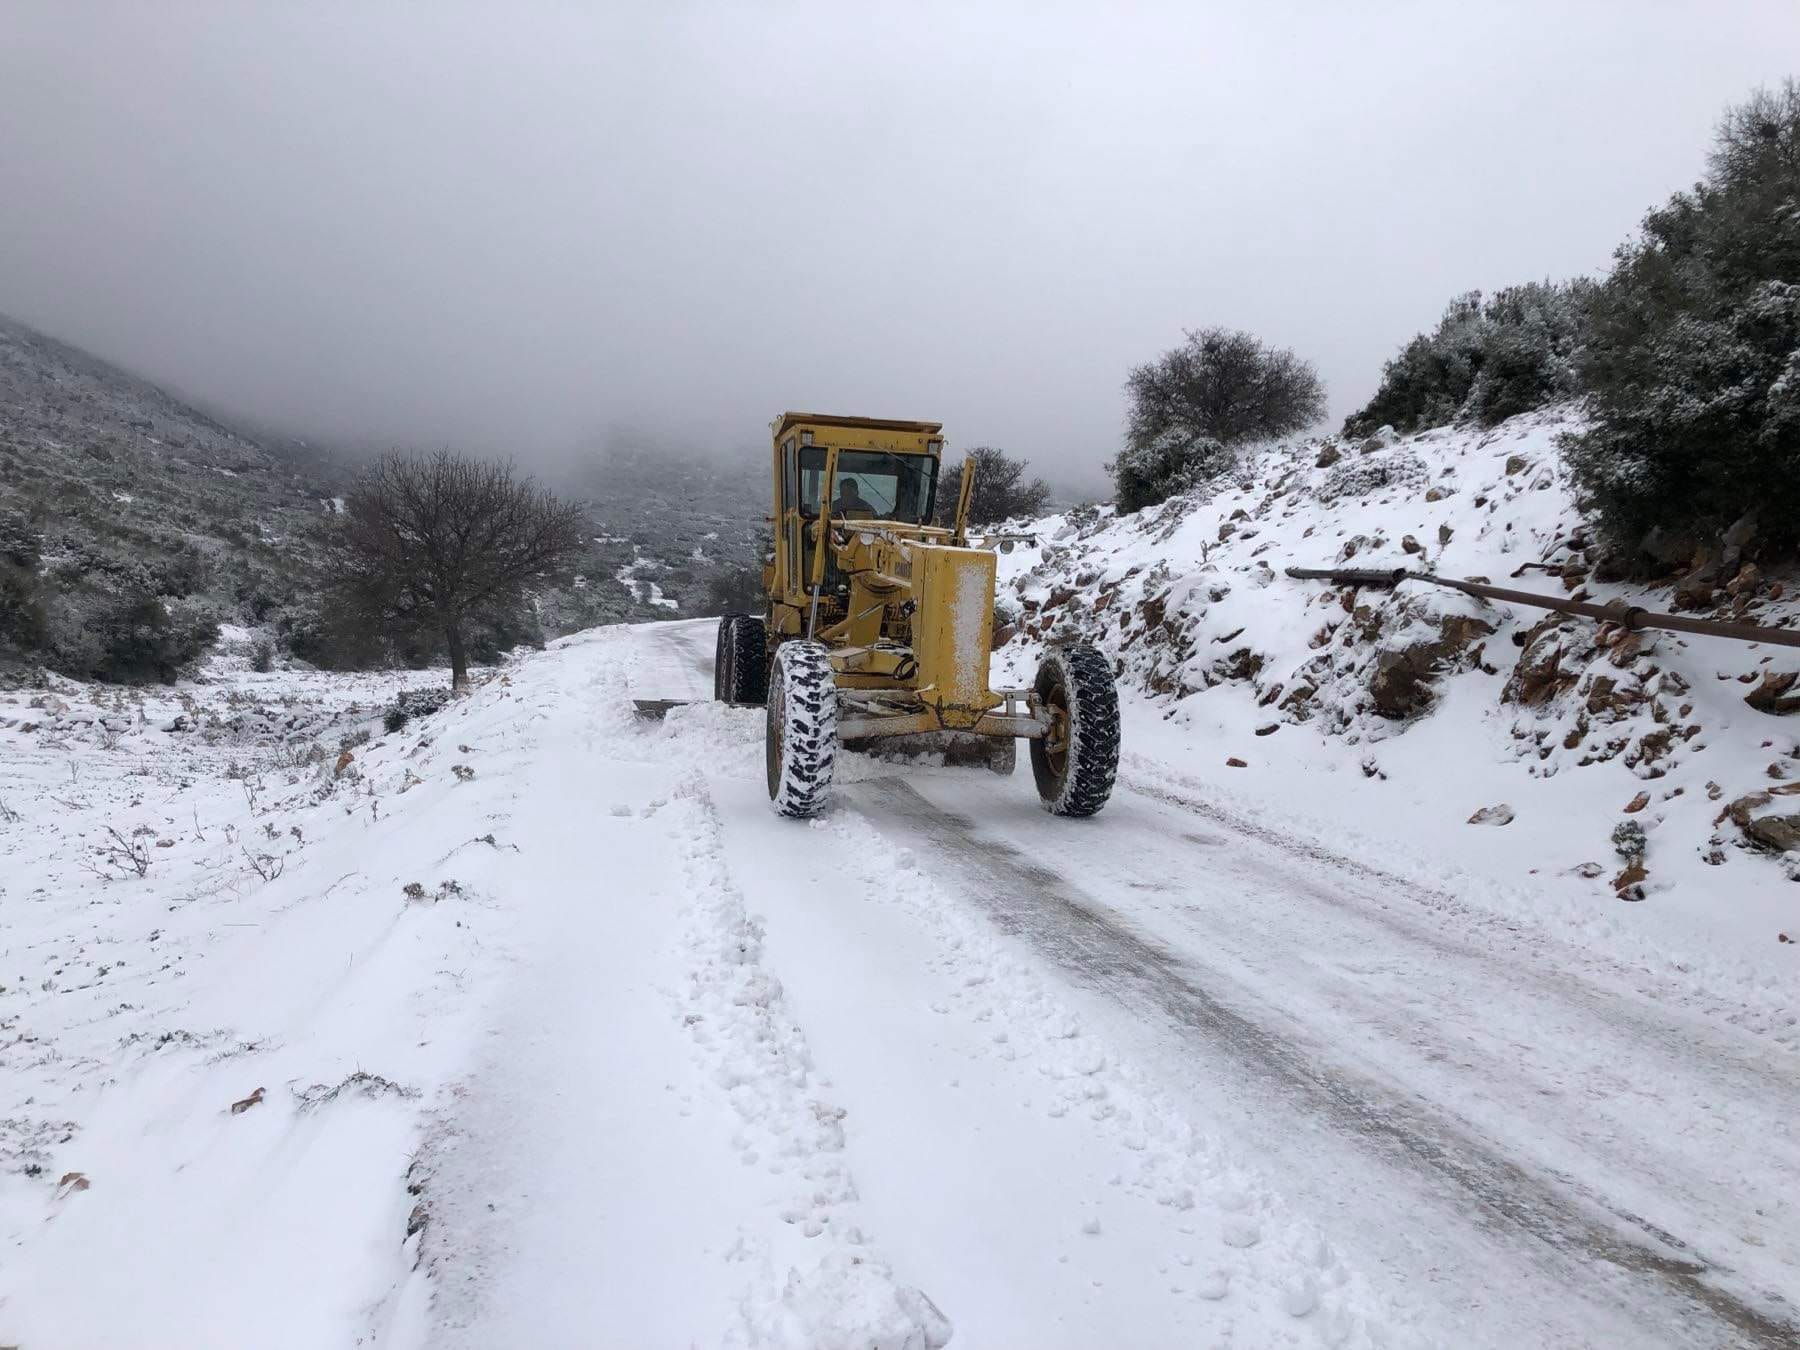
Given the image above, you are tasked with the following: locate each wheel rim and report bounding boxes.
[1043,678,1070,779]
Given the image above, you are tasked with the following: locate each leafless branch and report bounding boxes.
[241,845,285,883]
[84,824,153,880]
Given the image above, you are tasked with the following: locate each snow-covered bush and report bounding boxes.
[1344,282,1589,437]
[1469,283,1591,425]
[1314,450,1429,504]
[82,594,220,684]
[1109,430,1230,515]
[1562,81,1800,557]
[0,508,48,657]
[1113,327,1325,513]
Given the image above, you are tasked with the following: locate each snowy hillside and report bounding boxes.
[0,310,767,679]
[3,610,1796,1348]
[996,405,1800,977]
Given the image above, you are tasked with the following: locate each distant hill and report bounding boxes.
[0,313,768,685]
[0,313,345,682]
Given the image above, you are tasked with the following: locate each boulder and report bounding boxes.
[1613,860,1648,900]
[1725,562,1762,599]
[1366,603,1495,721]
[1467,804,1514,826]
[1639,526,1700,568]
[1720,512,1759,577]
[1744,670,1800,716]
[1501,615,1591,708]
[1314,444,1342,469]
[1748,815,1800,852]
[1719,784,1800,853]
[1672,553,1720,610]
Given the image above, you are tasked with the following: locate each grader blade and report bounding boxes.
[635,698,765,718]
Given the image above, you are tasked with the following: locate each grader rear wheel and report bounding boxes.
[1029,645,1119,816]
[714,614,769,704]
[766,640,837,818]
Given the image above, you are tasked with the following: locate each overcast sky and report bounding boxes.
[2,2,1795,487]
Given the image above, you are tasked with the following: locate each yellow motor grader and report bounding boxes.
[713,411,1119,819]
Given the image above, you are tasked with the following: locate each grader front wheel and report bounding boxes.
[1030,645,1120,816]
[767,640,837,818]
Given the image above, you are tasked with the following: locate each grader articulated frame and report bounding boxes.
[709,411,1119,819]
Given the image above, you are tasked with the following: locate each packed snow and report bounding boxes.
[4,406,1799,1346]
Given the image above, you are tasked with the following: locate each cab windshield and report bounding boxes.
[799,449,938,524]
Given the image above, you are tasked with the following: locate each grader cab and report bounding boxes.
[714,411,1119,819]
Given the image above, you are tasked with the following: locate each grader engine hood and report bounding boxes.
[908,543,999,729]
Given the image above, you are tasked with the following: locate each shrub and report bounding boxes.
[1344,282,1590,437]
[706,549,766,614]
[250,639,275,673]
[279,589,393,670]
[1113,328,1324,512]
[88,594,220,684]
[1110,432,1231,515]
[0,558,48,655]
[384,706,410,734]
[933,446,1052,526]
[1562,81,1800,557]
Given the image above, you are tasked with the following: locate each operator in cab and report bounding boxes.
[834,476,875,518]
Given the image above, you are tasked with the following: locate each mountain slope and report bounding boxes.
[0,313,344,681]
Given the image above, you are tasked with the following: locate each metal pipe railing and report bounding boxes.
[1283,566,1800,651]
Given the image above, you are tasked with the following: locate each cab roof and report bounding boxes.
[772,411,943,441]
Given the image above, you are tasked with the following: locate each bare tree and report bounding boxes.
[334,451,587,689]
[934,447,1052,527]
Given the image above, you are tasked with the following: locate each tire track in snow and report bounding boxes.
[803,796,1412,1347]
[659,772,953,1349]
[1125,758,1800,1059]
[854,776,1798,1350]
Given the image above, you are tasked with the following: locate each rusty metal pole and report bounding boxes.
[1283,566,1800,651]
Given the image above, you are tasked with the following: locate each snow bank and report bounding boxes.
[995,406,1800,1035]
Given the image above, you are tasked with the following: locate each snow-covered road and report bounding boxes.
[4,619,1792,1349]
[417,620,1795,1349]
